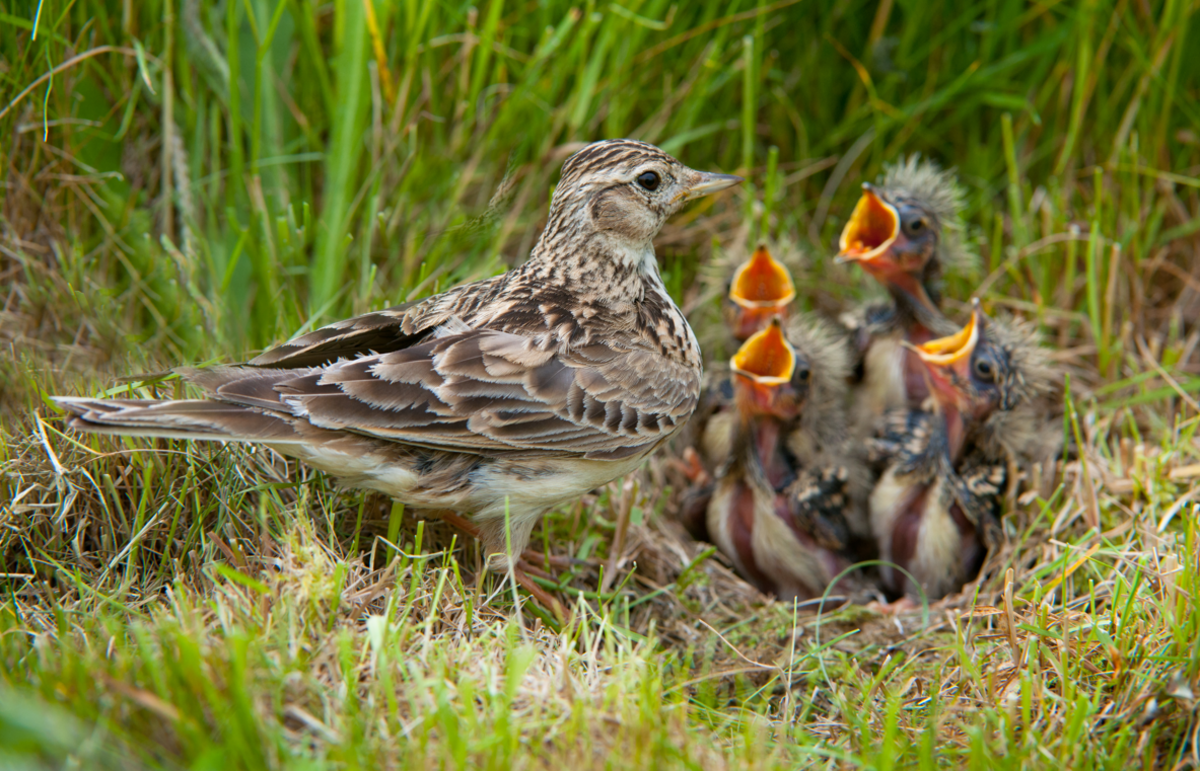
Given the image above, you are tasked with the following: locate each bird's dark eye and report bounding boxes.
[636,171,661,191]
[907,217,926,233]
[973,357,995,382]
[796,366,811,383]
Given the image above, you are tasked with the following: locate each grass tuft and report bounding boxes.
[2,0,1199,767]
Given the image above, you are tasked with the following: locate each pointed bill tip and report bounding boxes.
[964,297,989,339]
[914,310,981,367]
[49,396,82,414]
[680,170,743,202]
[730,306,793,342]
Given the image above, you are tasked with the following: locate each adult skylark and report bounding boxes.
[56,139,741,589]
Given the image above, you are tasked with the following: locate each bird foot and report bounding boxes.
[437,510,571,623]
[865,595,919,615]
[786,466,851,550]
[672,447,712,486]
[519,551,577,570]
[511,560,570,624]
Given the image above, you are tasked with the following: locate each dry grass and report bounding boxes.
[3,0,1200,768]
[3,284,1198,767]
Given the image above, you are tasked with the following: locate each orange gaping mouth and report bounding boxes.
[913,300,983,366]
[731,318,796,384]
[729,244,796,309]
[838,185,900,262]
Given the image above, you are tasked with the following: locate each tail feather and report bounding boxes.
[177,365,321,410]
[53,397,306,444]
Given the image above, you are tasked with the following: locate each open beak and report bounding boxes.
[909,299,984,409]
[838,183,938,314]
[728,244,796,340]
[731,318,799,418]
[837,184,900,264]
[678,170,744,203]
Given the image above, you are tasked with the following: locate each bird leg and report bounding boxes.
[507,565,570,625]
[785,466,852,551]
[674,446,713,486]
[435,510,570,623]
[516,544,576,571]
[436,510,573,569]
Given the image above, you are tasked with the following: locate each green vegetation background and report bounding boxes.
[2,1,1198,768]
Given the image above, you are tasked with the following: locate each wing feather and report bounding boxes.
[249,273,513,368]
[187,326,698,460]
[249,305,420,367]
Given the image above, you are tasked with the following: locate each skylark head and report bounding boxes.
[538,139,741,271]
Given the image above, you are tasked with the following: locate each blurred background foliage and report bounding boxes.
[1,0,1197,403]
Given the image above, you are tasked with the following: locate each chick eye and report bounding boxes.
[636,171,661,191]
[906,217,926,233]
[973,357,995,382]
[796,367,811,383]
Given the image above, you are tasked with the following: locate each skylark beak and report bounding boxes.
[836,184,900,264]
[679,170,744,202]
[728,244,797,340]
[731,318,798,417]
[912,300,983,367]
[909,299,985,408]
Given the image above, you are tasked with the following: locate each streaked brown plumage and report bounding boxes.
[55,139,742,572]
[836,157,970,438]
[868,300,1054,600]
[688,318,862,601]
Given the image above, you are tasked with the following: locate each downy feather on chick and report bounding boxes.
[684,318,869,599]
[867,300,1059,600]
[837,156,975,439]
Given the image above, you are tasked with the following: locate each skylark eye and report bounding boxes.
[636,171,661,191]
[906,217,926,233]
[796,366,811,382]
[973,357,995,382]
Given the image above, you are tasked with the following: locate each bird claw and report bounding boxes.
[674,447,712,486]
[510,561,571,624]
[787,467,852,551]
[866,595,919,615]
[439,510,572,622]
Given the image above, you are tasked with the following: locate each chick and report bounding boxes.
[675,242,799,496]
[836,157,970,437]
[868,300,1053,600]
[689,240,805,363]
[696,318,862,601]
[780,316,873,544]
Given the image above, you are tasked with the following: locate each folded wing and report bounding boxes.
[249,273,510,368]
[184,327,698,461]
